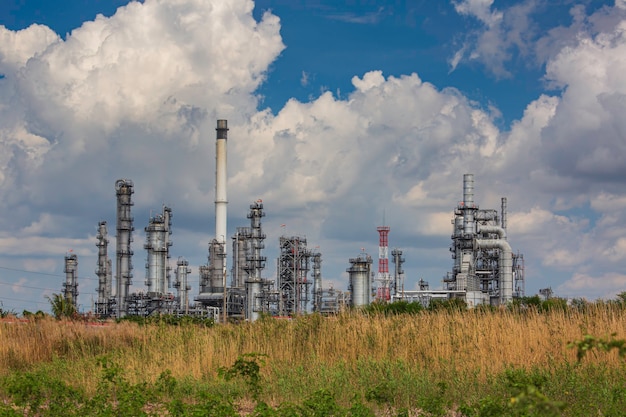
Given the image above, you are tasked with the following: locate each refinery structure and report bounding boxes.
[58,120,525,320]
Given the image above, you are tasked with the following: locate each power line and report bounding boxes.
[0,265,97,281]
[0,280,97,296]
[0,280,57,292]
[0,296,49,307]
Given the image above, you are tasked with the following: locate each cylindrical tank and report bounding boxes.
[246,278,262,322]
[347,254,372,307]
[145,214,169,296]
[208,240,226,294]
[174,257,191,313]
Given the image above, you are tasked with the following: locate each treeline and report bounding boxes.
[362,292,626,316]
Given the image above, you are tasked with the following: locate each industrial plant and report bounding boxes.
[58,120,525,321]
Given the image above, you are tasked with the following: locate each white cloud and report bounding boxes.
[3,0,626,310]
[0,24,59,75]
[557,272,626,299]
[450,0,534,77]
[11,277,29,294]
[451,1,626,78]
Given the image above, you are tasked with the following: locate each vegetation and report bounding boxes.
[1,298,626,415]
[45,293,77,320]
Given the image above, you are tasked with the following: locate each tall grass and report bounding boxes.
[1,306,624,378]
[1,305,625,412]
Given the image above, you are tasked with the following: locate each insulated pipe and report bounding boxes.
[475,239,513,304]
[478,225,507,240]
[215,120,228,244]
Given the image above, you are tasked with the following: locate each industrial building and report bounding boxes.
[60,119,525,319]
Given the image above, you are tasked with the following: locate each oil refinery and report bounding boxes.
[58,120,525,321]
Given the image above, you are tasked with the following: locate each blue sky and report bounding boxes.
[0,0,625,313]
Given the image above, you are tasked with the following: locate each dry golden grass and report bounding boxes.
[1,305,625,394]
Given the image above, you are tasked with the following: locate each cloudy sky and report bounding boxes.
[0,0,625,313]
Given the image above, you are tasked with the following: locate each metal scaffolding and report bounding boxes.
[277,236,311,316]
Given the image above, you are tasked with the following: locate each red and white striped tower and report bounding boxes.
[376,225,391,301]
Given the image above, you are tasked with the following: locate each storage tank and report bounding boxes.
[347,254,372,307]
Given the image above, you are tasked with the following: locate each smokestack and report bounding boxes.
[215,120,228,244]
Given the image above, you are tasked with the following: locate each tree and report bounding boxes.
[46,293,77,319]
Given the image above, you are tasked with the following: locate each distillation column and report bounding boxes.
[232,227,251,289]
[449,174,480,293]
[391,248,405,297]
[95,221,112,316]
[311,252,322,313]
[244,201,266,321]
[144,206,172,297]
[347,253,372,307]
[198,241,226,302]
[63,253,79,308]
[115,179,134,317]
[174,257,191,313]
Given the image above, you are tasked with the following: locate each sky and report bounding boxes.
[0,0,625,313]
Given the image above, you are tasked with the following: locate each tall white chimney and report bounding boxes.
[215,120,228,244]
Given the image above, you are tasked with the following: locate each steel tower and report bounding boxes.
[115,179,134,317]
[376,225,391,301]
[277,236,311,316]
[95,221,112,316]
[63,253,79,308]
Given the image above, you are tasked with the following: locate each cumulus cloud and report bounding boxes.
[0,0,284,229]
[558,272,626,299]
[450,1,626,78]
[3,0,626,311]
[450,0,535,77]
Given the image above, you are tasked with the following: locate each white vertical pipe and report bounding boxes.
[476,239,513,304]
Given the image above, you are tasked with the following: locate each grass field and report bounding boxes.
[1,303,625,416]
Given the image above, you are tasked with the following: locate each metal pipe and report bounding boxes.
[478,225,507,240]
[501,197,507,231]
[475,239,513,304]
[463,173,474,207]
